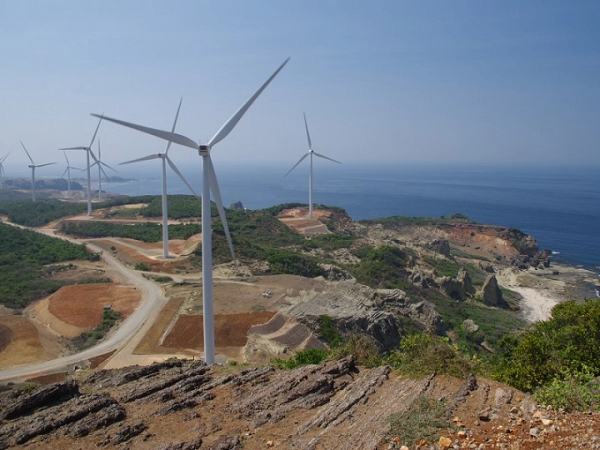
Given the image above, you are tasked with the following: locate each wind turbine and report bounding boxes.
[61,151,83,197]
[90,139,118,201]
[20,142,56,202]
[285,113,341,218]
[0,153,9,189]
[59,118,102,216]
[93,58,289,364]
[119,98,199,259]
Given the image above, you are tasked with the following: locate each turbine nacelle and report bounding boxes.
[199,144,210,156]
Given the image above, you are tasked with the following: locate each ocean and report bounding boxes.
[103,163,600,274]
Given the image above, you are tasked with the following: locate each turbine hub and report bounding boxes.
[199,145,210,156]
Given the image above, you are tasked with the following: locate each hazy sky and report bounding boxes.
[1,0,599,174]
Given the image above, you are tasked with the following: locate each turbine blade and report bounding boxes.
[284,153,309,177]
[100,161,118,173]
[71,167,84,171]
[207,156,237,265]
[91,113,198,150]
[0,153,9,163]
[303,112,312,150]
[98,164,110,180]
[88,116,102,148]
[89,148,100,164]
[20,141,35,164]
[165,97,183,155]
[313,152,341,164]
[119,154,161,165]
[166,156,199,198]
[207,57,290,148]
[63,151,70,165]
[59,146,87,151]
[36,162,56,168]
[62,168,68,178]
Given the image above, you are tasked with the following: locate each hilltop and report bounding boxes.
[0,196,599,448]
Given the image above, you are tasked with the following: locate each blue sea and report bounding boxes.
[103,163,600,274]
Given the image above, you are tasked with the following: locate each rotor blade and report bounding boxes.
[71,166,84,171]
[207,57,290,148]
[62,168,68,178]
[20,141,35,164]
[313,152,341,164]
[284,153,309,177]
[100,161,118,173]
[36,162,56,168]
[63,151,70,165]
[91,114,198,150]
[90,161,99,169]
[0,152,9,163]
[89,148,100,164]
[165,97,183,155]
[88,116,102,148]
[119,154,161,165]
[303,112,312,150]
[59,146,87,151]
[98,164,110,180]
[166,156,199,198]
[207,156,237,265]
[98,138,101,159]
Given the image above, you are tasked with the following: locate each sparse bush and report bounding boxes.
[330,334,381,368]
[271,348,329,370]
[318,315,343,348]
[153,276,173,283]
[387,333,474,378]
[386,395,455,446]
[534,367,600,411]
[134,263,151,271]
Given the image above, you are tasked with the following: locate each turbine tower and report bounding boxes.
[119,98,199,259]
[285,113,341,218]
[93,58,289,364]
[90,139,118,201]
[0,153,9,189]
[20,142,56,202]
[60,117,102,216]
[61,151,83,197]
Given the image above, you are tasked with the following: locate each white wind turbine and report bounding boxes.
[285,113,341,218]
[20,142,56,202]
[61,151,83,197]
[93,58,289,364]
[119,98,199,259]
[59,118,102,216]
[0,153,9,189]
[90,139,118,201]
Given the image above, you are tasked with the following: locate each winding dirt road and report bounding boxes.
[0,228,167,382]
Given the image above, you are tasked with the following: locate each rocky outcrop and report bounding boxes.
[438,268,476,300]
[281,281,446,351]
[428,239,452,258]
[479,274,509,308]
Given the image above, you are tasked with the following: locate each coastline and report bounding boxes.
[496,262,599,323]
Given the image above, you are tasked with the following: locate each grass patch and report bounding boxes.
[386,395,455,447]
[271,348,329,370]
[71,310,122,350]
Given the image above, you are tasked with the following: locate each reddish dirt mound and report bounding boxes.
[48,284,140,328]
[0,316,45,368]
[98,240,190,274]
[162,312,276,349]
[278,208,331,219]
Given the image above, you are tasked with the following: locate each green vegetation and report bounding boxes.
[423,256,460,278]
[71,310,122,350]
[386,334,476,378]
[60,221,201,242]
[386,395,454,447]
[138,195,204,219]
[318,315,343,348]
[0,223,99,308]
[496,299,600,394]
[271,348,329,369]
[0,200,88,227]
[351,245,410,289]
[330,334,382,368]
[77,278,112,284]
[361,213,470,231]
[134,263,151,271]
[154,276,173,283]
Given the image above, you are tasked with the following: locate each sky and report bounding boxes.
[1,0,599,176]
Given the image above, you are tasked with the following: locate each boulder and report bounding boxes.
[479,275,509,308]
[429,239,452,258]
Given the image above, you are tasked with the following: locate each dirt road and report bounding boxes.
[0,229,166,382]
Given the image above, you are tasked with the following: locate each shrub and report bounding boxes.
[330,334,381,368]
[534,367,600,411]
[271,348,329,370]
[154,276,173,283]
[386,395,455,446]
[318,315,343,348]
[134,263,151,271]
[387,333,474,378]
